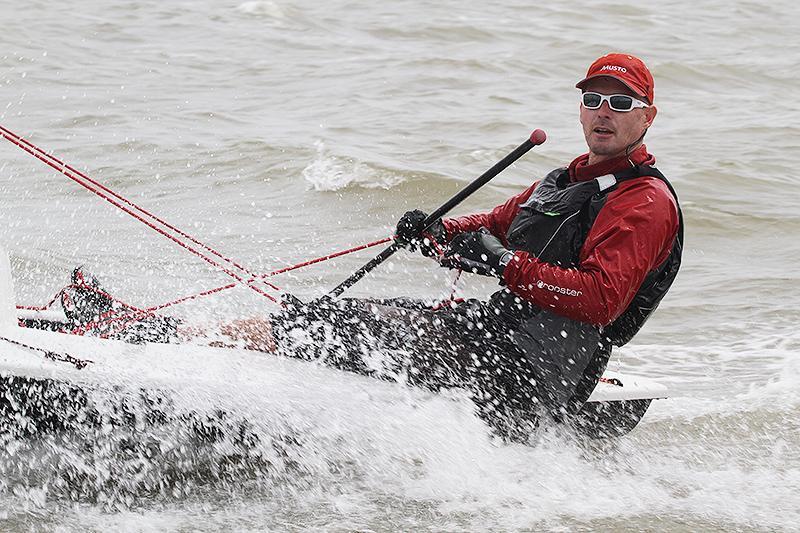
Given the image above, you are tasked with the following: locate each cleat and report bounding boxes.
[61,267,117,326]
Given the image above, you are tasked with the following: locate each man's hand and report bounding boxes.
[443,228,513,277]
[395,209,447,257]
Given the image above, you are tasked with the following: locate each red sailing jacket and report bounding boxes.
[443,145,680,327]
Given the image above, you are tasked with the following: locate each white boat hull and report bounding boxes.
[0,247,666,440]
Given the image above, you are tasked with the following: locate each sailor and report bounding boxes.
[48,53,683,442]
[296,52,683,440]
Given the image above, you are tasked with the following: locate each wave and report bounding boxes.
[303,139,420,191]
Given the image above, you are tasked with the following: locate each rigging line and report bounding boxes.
[16,289,62,311]
[148,237,395,309]
[151,237,396,309]
[263,237,393,278]
[0,126,280,302]
[0,124,278,291]
[0,124,264,281]
[83,237,396,328]
[0,335,92,369]
[17,237,393,331]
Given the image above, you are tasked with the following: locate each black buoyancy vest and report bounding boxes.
[501,164,683,347]
[489,164,683,412]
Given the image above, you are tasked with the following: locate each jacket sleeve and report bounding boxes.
[501,178,679,326]
[442,184,537,245]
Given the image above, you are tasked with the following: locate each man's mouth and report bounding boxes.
[594,126,614,135]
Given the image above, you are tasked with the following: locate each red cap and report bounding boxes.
[576,53,654,104]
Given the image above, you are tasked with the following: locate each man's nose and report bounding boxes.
[597,101,614,117]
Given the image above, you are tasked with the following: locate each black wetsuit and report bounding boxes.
[270,296,541,439]
[271,164,683,441]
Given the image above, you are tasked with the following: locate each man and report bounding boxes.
[265,52,682,440]
[48,53,682,442]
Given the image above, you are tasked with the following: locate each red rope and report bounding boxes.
[16,303,58,312]
[17,237,395,338]
[264,237,393,278]
[0,125,279,302]
[429,296,464,312]
[85,307,151,339]
[146,282,238,312]
[16,290,63,312]
[12,280,153,337]
[141,237,394,313]
[15,289,65,313]
[0,124,266,281]
[2,124,448,335]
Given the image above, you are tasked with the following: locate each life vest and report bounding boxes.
[489,164,683,411]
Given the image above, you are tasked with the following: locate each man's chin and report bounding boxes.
[586,140,628,162]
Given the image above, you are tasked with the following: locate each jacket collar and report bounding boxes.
[568,145,655,183]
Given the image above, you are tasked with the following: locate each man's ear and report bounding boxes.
[644,105,658,128]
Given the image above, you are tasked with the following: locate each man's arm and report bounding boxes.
[442,184,537,244]
[502,178,679,326]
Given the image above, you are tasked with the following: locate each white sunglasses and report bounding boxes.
[582,92,650,112]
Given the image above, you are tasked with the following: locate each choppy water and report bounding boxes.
[1,0,799,531]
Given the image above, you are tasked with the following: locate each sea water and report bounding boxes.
[1,0,799,530]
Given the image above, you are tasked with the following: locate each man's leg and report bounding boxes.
[271,297,545,440]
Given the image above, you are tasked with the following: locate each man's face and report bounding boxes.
[579,76,657,163]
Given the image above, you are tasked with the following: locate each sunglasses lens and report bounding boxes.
[582,93,601,108]
[609,95,634,111]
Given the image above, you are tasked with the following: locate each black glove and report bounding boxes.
[443,228,514,277]
[395,209,447,257]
